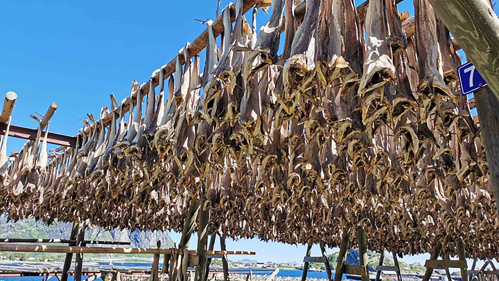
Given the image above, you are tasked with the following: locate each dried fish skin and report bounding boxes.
[359,0,396,94]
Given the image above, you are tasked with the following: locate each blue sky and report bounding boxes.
[0,0,496,266]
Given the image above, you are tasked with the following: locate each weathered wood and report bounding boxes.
[393,253,403,281]
[39,102,58,131]
[303,256,328,263]
[375,252,385,281]
[481,270,499,275]
[427,0,499,101]
[220,235,229,281]
[424,260,467,269]
[301,244,313,281]
[74,226,85,281]
[61,223,79,281]
[150,241,161,281]
[457,239,468,281]
[376,266,399,272]
[422,242,442,281]
[1,92,17,123]
[320,243,333,281]
[344,265,368,276]
[204,234,217,281]
[195,202,210,281]
[0,243,255,255]
[357,229,369,281]
[0,238,130,245]
[334,229,350,281]
[475,86,499,214]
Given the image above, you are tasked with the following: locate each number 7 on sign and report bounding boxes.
[464,64,476,87]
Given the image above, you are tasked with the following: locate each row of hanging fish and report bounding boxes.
[0,0,497,259]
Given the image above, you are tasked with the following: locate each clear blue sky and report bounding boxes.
[0,0,496,266]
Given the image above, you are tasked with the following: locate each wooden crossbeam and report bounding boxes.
[376,266,399,271]
[0,243,256,255]
[345,265,368,276]
[0,238,130,245]
[303,256,328,263]
[424,260,467,269]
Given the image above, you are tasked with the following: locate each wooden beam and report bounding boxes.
[376,266,399,272]
[375,252,385,281]
[422,242,442,281]
[0,243,255,255]
[457,239,468,281]
[344,265,368,276]
[428,0,499,100]
[150,241,161,281]
[301,244,313,281]
[39,102,57,131]
[303,256,327,263]
[424,260,467,269]
[195,202,210,281]
[334,229,350,281]
[320,243,333,281]
[475,86,499,214]
[61,223,79,281]
[74,226,85,281]
[0,123,76,147]
[81,0,264,136]
[0,238,130,245]
[219,235,229,281]
[204,234,217,280]
[393,253,403,281]
[1,92,17,123]
[357,229,369,281]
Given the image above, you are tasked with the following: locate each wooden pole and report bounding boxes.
[334,229,351,281]
[150,241,161,281]
[357,229,369,281]
[195,201,210,281]
[457,239,468,281]
[1,92,17,123]
[61,223,79,281]
[474,86,499,214]
[301,244,313,281]
[393,253,403,281]
[74,226,85,281]
[320,243,333,281]
[219,235,229,281]
[427,0,499,100]
[375,251,385,281]
[204,233,217,281]
[39,102,58,131]
[422,242,442,281]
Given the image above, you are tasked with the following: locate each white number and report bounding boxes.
[464,64,476,87]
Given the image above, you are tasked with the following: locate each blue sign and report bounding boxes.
[457,61,487,95]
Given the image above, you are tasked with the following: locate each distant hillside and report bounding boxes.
[309,249,424,273]
[0,214,174,261]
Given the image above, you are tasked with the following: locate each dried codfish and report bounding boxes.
[359,0,396,94]
[414,0,452,98]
